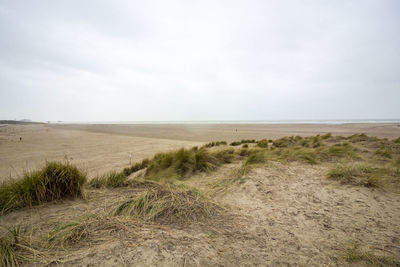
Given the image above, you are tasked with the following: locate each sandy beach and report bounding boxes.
[1,122,400,266]
[1,123,399,180]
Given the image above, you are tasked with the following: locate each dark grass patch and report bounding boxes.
[256,139,269,148]
[230,139,256,146]
[0,162,86,214]
[203,141,227,148]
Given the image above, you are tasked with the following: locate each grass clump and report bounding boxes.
[347,133,378,143]
[0,162,86,214]
[272,137,291,148]
[0,226,21,267]
[203,141,227,148]
[327,164,388,187]
[229,141,241,146]
[212,148,235,163]
[230,139,256,146]
[89,158,150,188]
[272,136,312,148]
[47,222,89,249]
[279,147,318,164]
[318,142,360,161]
[256,139,269,148]
[88,171,128,188]
[375,147,393,159]
[344,243,399,266]
[0,225,44,266]
[122,159,149,176]
[321,133,332,139]
[114,184,219,224]
[145,148,231,181]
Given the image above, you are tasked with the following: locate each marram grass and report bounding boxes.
[0,162,86,214]
[114,184,220,224]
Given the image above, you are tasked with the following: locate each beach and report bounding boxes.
[1,123,399,180]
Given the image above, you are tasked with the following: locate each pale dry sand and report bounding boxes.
[1,123,399,180]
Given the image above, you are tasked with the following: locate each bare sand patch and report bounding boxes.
[0,124,201,180]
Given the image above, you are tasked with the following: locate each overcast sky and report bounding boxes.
[0,0,399,122]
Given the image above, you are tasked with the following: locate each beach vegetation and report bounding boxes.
[326,163,400,188]
[113,184,219,224]
[0,162,86,214]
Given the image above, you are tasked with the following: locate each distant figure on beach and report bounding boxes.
[235,129,237,132]
[19,137,22,141]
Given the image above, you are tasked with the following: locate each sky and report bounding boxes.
[0,0,399,122]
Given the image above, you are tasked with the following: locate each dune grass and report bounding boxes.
[0,225,44,267]
[88,171,128,188]
[327,163,399,188]
[344,243,399,266]
[144,148,234,181]
[346,133,381,143]
[256,139,269,148]
[89,158,150,188]
[375,147,393,159]
[230,139,256,146]
[122,159,149,176]
[317,142,360,161]
[114,184,219,224]
[203,141,227,148]
[0,162,86,214]
[0,226,21,267]
[47,222,89,249]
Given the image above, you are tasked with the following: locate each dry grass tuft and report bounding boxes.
[46,222,89,249]
[114,184,220,224]
[343,243,399,266]
[0,225,45,267]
